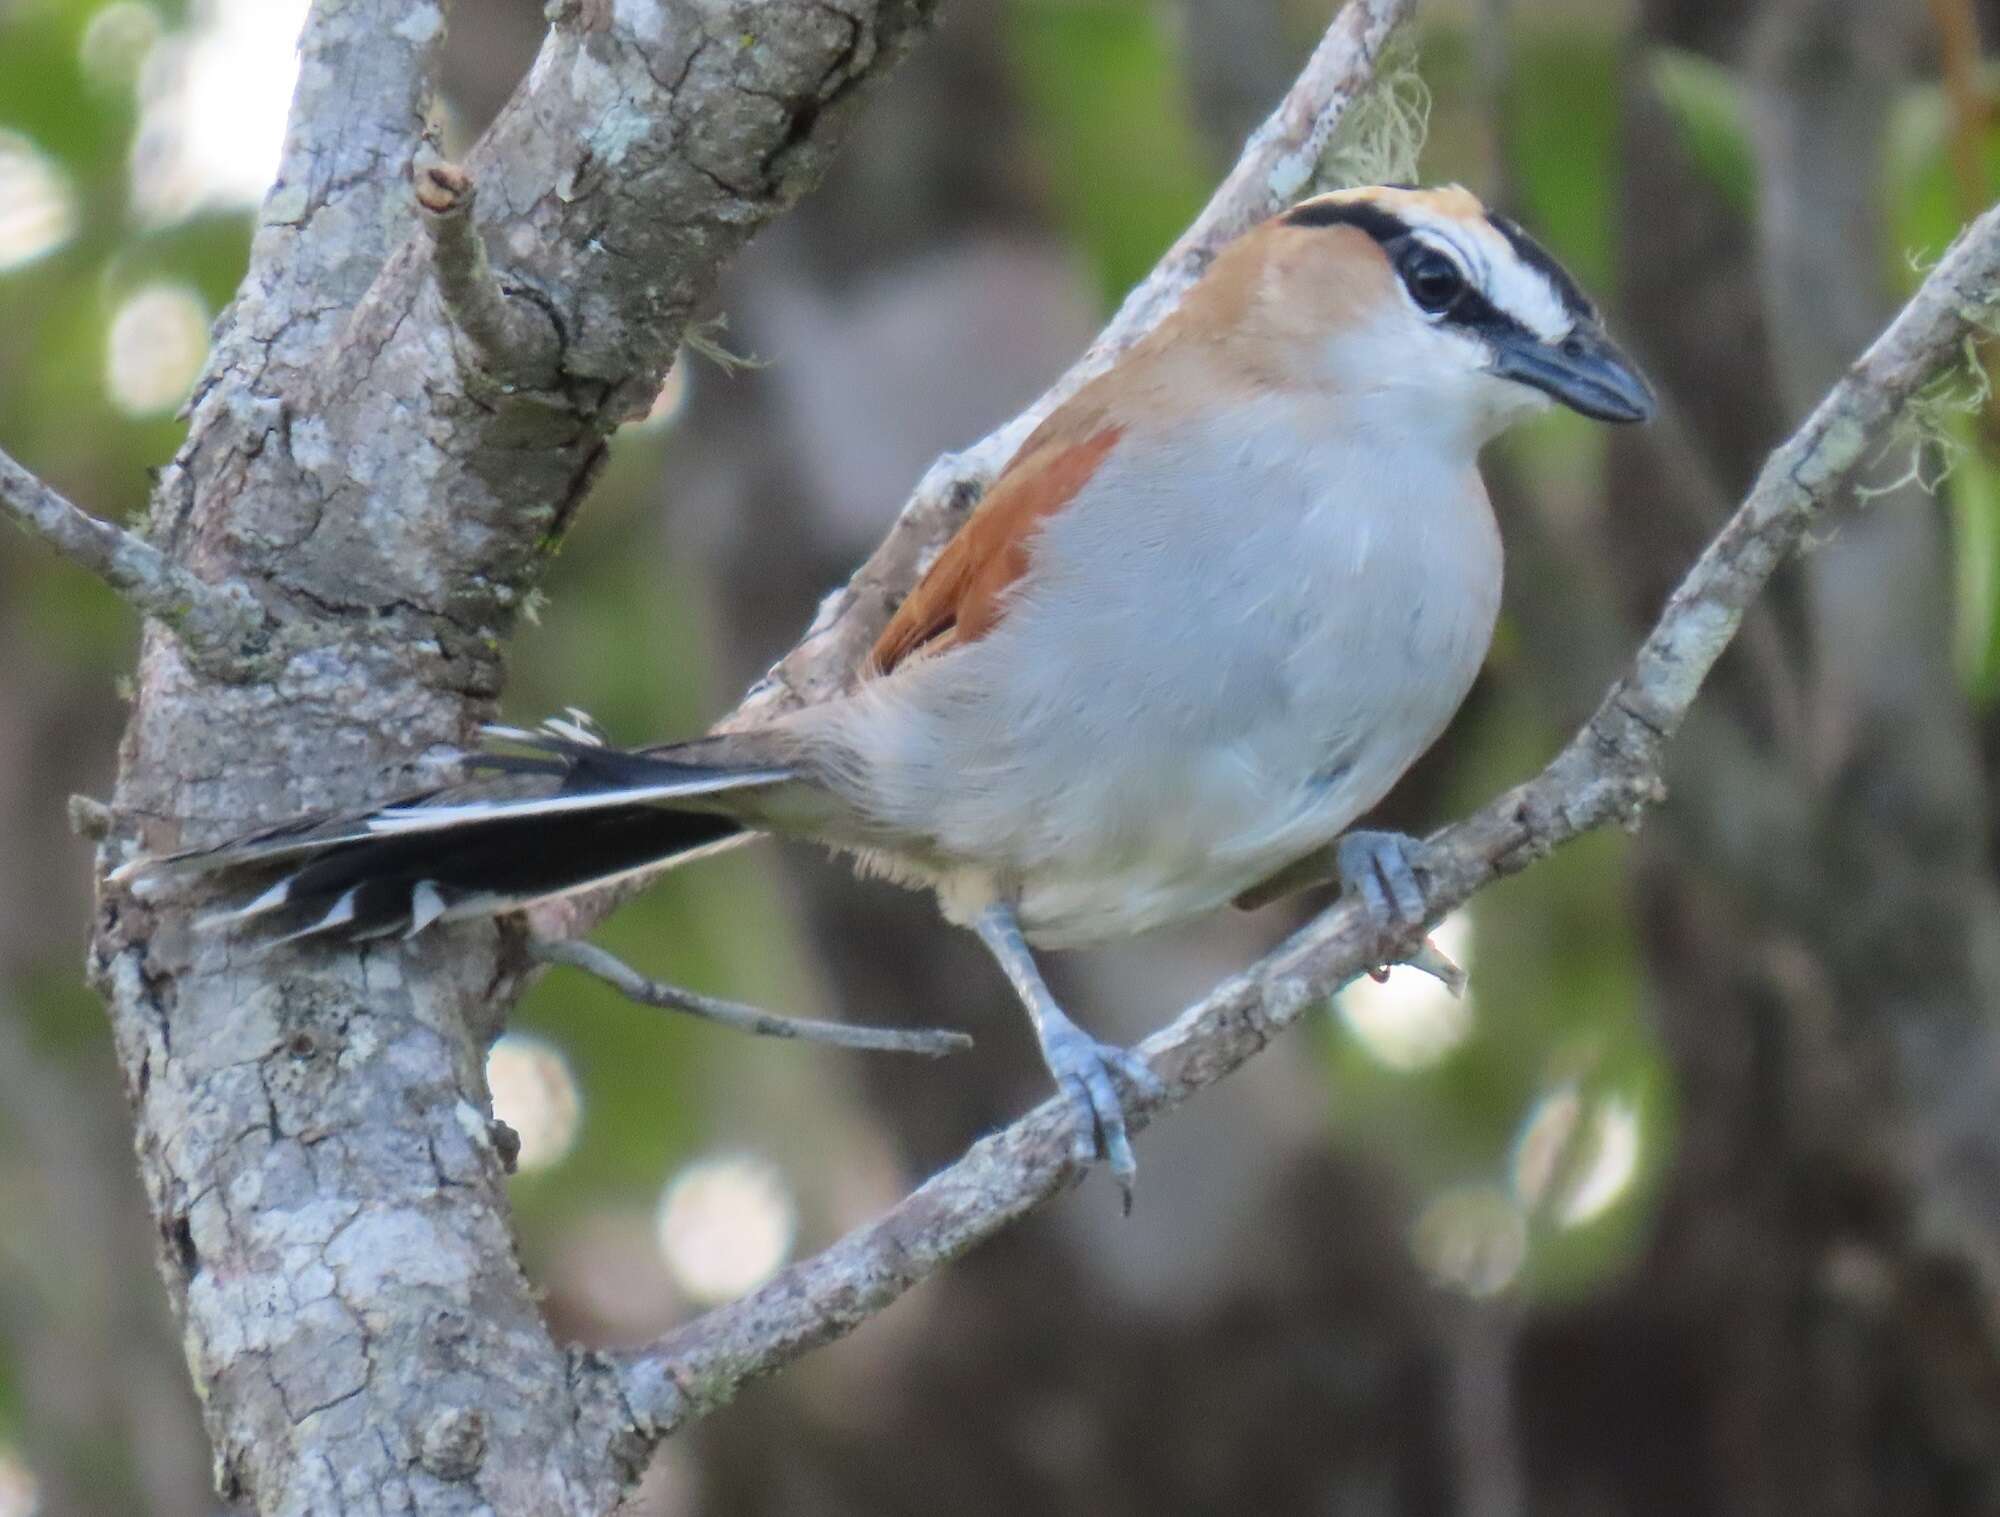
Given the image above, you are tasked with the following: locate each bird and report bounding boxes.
[115,184,1654,1206]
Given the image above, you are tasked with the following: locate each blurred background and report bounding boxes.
[5,0,2000,1511]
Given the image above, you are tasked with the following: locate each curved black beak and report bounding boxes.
[1489,323,1655,424]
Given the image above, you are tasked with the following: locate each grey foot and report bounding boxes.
[1336,829,1429,932]
[1038,1020,1166,1212]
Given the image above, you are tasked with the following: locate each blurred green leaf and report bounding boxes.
[0,2,135,173]
[1006,0,1209,303]
[503,436,819,1234]
[1943,410,2000,700]
[1647,47,1756,216]
[1887,81,2000,704]
[1322,696,1667,1301]
[1507,27,1618,291]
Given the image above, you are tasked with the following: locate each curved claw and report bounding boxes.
[1059,1076,1101,1165]
[1043,1024,1161,1212]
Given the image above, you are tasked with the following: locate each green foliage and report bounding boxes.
[1308,9,1666,1302]
[1887,82,2000,701]
[0,3,248,492]
[1648,47,1757,214]
[502,429,819,1234]
[1943,408,2000,697]
[1005,0,1210,304]
[1323,702,1667,1301]
[1506,26,1619,294]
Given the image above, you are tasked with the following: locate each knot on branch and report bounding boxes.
[414,147,564,394]
[419,1406,488,1481]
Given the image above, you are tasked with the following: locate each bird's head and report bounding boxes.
[1193,183,1655,446]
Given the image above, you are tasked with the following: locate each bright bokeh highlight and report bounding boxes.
[0,132,78,273]
[1511,1086,1643,1227]
[486,1033,584,1173]
[0,1445,38,1517]
[1337,910,1475,1071]
[1412,1183,1528,1298]
[655,1154,797,1305]
[80,2,164,87]
[104,283,210,416]
[132,0,308,221]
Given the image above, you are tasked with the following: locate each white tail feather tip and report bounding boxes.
[269,888,359,946]
[196,878,295,932]
[405,882,448,939]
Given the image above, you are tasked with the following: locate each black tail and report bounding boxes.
[114,719,793,943]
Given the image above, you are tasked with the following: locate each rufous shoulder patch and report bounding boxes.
[868,421,1123,674]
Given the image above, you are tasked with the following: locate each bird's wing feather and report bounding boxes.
[869,416,1125,674]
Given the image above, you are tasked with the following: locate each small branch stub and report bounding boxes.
[0,445,262,653]
[415,149,562,391]
[68,794,115,841]
[419,1406,488,1481]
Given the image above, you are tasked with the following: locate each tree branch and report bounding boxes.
[199,0,447,393]
[412,152,562,391]
[0,446,260,649]
[93,2,965,1512]
[529,938,972,1057]
[606,202,2000,1442]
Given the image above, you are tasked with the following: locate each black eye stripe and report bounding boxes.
[1283,194,1597,330]
[1282,199,1411,243]
[1443,287,1540,350]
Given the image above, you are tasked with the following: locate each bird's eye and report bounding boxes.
[1398,244,1467,314]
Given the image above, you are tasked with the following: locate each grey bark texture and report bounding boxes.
[0,0,1984,1510]
[86,0,948,1511]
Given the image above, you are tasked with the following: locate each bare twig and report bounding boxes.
[529,938,972,1057]
[414,151,561,391]
[607,204,2000,1442]
[96,2,960,1510]
[0,446,260,648]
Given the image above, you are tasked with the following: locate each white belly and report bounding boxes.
[815,404,1504,947]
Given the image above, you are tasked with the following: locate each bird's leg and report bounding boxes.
[1236,832,1466,994]
[1335,832,1473,993]
[1335,829,1430,932]
[972,902,1165,1210]
[1234,830,1433,922]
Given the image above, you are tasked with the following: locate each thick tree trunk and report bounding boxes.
[85,3,941,1510]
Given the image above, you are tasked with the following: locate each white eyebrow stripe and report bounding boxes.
[1397,204,1577,342]
[1489,248,1574,340]
[1471,219,1575,340]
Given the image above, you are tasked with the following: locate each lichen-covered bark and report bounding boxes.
[89,2,940,1512]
